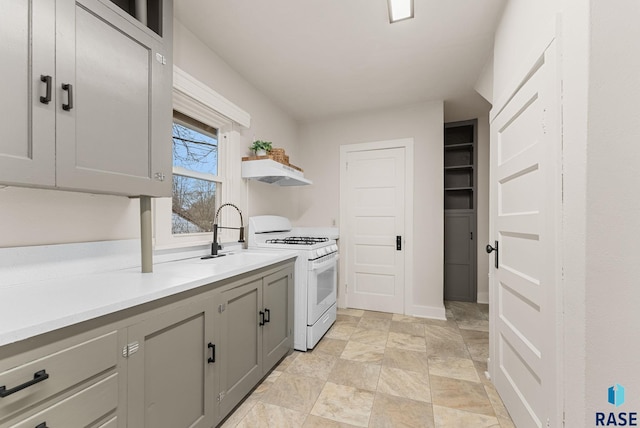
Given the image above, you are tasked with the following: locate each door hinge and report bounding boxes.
[218,303,226,313]
[122,341,139,358]
[217,391,226,402]
[155,52,167,65]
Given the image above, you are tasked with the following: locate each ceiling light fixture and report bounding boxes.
[388,0,414,23]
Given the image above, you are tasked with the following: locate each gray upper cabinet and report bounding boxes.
[0,0,173,197]
[0,1,56,187]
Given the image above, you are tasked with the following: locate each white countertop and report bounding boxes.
[0,249,297,347]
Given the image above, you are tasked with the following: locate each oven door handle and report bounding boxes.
[309,254,339,271]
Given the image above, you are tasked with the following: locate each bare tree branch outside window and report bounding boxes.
[171,121,219,234]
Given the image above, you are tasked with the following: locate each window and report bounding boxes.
[155,66,249,250]
[171,111,219,235]
[155,106,231,249]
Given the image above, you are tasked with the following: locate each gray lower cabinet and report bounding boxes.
[126,298,216,428]
[214,265,294,424]
[262,269,294,371]
[0,0,173,197]
[444,212,476,301]
[0,327,125,428]
[214,279,263,418]
[0,262,294,428]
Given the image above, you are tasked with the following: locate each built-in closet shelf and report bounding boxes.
[444,120,476,211]
[444,119,478,302]
[444,142,474,150]
[110,0,164,36]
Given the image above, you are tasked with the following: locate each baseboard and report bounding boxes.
[477,291,489,304]
[409,304,447,320]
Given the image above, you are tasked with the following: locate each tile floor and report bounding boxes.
[220,301,515,428]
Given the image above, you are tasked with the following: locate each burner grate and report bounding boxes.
[265,236,329,245]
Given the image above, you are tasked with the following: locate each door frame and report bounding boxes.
[339,138,414,313]
[488,20,564,426]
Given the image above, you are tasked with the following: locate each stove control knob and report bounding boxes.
[331,244,338,252]
[316,248,326,257]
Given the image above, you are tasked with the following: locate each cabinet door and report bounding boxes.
[55,0,172,196]
[262,267,294,371]
[127,299,215,428]
[0,0,55,186]
[214,279,263,419]
[444,212,477,302]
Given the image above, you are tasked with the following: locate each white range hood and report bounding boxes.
[241,159,312,186]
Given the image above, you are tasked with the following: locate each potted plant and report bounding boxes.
[249,140,272,156]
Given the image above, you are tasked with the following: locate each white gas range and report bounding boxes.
[248,216,338,351]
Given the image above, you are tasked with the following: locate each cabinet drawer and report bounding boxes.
[8,373,118,428]
[0,331,118,416]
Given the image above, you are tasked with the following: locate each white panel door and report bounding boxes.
[345,147,405,314]
[489,41,562,428]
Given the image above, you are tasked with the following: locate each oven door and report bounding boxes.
[307,253,338,325]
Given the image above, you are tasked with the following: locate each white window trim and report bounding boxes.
[173,66,251,128]
[154,67,250,250]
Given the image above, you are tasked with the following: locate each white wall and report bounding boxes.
[474,55,494,104]
[584,0,640,419]
[173,20,301,221]
[492,0,559,99]
[0,187,141,248]
[297,101,445,316]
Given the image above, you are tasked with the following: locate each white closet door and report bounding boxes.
[489,41,562,427]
